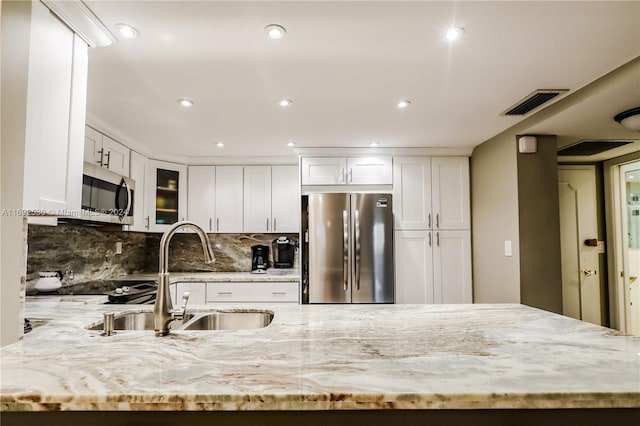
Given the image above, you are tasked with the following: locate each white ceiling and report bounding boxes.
[84,1,640,162]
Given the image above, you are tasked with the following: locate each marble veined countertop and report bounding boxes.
[123,270,300,282]
[1,302,639,412]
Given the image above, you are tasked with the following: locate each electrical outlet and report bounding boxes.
[115,241,123,255]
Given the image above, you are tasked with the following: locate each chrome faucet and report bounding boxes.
[155,221,215,336]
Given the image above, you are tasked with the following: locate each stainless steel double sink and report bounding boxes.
[88,310,273,331]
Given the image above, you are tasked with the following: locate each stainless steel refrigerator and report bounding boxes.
[302,193,394,303]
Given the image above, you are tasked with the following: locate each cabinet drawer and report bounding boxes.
[206,282,298,303]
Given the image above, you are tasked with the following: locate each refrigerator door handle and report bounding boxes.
[354,209,361,290]
[343,209,349,291]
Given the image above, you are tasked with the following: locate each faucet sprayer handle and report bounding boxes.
[181,291,190,311]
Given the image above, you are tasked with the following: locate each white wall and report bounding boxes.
[1,0,31,346]
[470,133,521,303]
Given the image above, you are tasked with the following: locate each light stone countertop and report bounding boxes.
[122,270,300,283]
[1,302,639,412]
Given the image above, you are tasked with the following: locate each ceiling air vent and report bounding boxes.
[557,140,634,156]
[502,89,569,116]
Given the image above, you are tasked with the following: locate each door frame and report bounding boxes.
[604,151,640,333]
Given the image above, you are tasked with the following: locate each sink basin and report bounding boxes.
[181,311,273,330]
[88,310,273,331]
[88,312,194,331]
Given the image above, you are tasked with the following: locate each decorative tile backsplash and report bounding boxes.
[26,224,298,288]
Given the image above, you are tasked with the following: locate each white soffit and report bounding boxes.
[42,0,115,47]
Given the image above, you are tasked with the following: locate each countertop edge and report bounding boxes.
[3,391,640,412]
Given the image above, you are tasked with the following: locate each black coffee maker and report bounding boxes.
[251,245,270,274]
[272,236,296,269]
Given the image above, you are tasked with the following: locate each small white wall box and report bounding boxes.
[518,135,537,153]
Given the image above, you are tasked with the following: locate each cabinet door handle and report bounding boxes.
[217,292,233,295]
[216,218,220,232]
[348,169,353,183]
[271,292,287,295]
[97,148,104,167]
[428,213,431,228]
[436,213,440,228]
[209,218,212,232]
[144,216,149,230]
[428,232,432,247]
[339,168,345,184]
[273,218,277,231]
[104,151,111,169]
[436,232,440,247]
[266,218,270,231]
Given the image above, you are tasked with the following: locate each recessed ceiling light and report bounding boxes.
[177,99,194,108]
[115,23,139,40]
[216,142,224,148]
[397,100,411,109]
[445,26,465,42]
[369,142,380,147]
[279,99,293,107]
[265,24,286,40]
[287,142,296,147]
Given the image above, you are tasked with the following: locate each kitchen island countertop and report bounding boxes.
[1,302,639,412]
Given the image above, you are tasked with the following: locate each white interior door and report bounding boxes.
[620,162,640,335]
[558,166,602,325]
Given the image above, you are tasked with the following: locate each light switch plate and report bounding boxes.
[504,240,512,257]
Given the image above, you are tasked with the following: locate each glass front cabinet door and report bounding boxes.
[148,160,187,232]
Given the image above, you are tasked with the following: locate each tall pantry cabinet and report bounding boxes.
[393,157,472,304]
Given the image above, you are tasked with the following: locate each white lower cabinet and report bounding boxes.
[171,281,299,304]
[395,231,434,304]
[395,230,471,304]
[171,282,207,305]
[433,230,472,303]
[207,282,298,303]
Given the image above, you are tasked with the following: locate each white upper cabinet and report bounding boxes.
[300,157,346,185]
[244,165,300,233]
[347,156,393,185]
[392,157,432,230]
[243,166,272,233]
[22,2,87,212]
[215,166,244,233]
[187,166,216,232]
[301,156,392,185]
[271,165,299,233]
[83,126,130,177]
[431,157,470,230]
[393,156,470,230]
[128,151,150,232]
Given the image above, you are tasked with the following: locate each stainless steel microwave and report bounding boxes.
[81,162,134,224]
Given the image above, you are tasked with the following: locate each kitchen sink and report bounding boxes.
[181,311,273,330]
[88,310,273,332]
[88,311,193,331]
